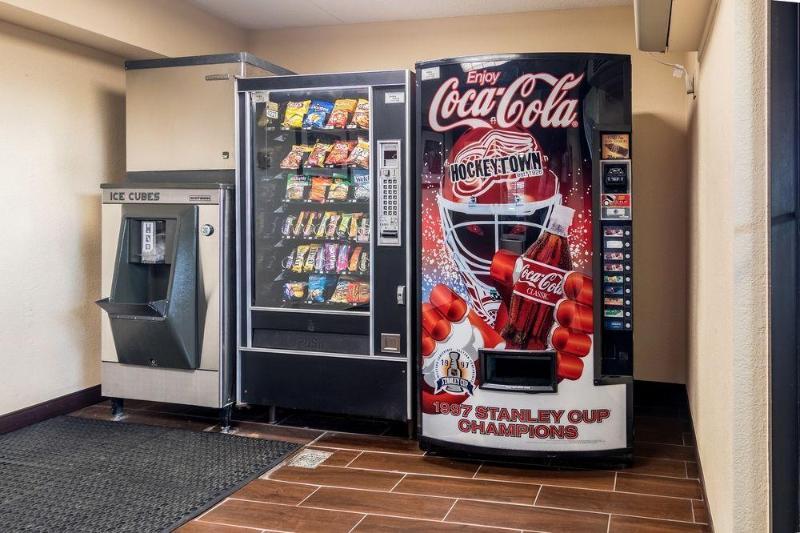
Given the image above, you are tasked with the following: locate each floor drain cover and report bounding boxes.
[287,449,332,468]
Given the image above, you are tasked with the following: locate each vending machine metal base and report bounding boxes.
[98,181,235,425]
[416,54,634,460]
[236,71,415,424]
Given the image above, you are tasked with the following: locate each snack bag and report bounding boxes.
[282,100,310,129]
[350,98,369,129]
[353,174,370,201]
[324,243,339,272]
[281,215,297,237]
[282,248,296,270]
[293,211,308,237]
[349,282,370,304]
[315,211,335,238]
[326,99,357,129]
[285,175,309,201]
[303,212,321,238]
[337,213,353,239]
[293,245,310,273]
[358,250,369,275]
[307,143,332,168]
[329,280,351,304]
[309,177,332,203]
[280,144,312,169]
[307,274,330,303]
[303,100,334,128]
[327,178,350,201]
[336,244,351,273]
[347,138,370,169]
[349,213,361,240]
[348,246,362,272]
[325,140,356,166]
[314,244,326,272]
[325,214,341,239]
[304,244,320,272]
[356,216,370,243]
[283,282,307,301]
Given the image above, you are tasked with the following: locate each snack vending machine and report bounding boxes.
[237,71,415,423]
[417,54,634,458]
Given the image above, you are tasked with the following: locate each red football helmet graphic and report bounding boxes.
[438,127,561,327]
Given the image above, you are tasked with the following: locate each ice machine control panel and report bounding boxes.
[377,140,401,247]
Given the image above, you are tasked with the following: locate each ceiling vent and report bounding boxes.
[634,0,714,52]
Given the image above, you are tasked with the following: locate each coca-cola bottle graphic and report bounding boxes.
[499,204,575,349]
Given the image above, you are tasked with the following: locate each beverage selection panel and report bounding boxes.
[601,224,632,330]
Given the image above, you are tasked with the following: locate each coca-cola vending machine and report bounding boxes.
[417,54,633,459]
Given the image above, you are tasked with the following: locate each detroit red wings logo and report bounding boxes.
[441,128,557,205]
[446,129,543,201]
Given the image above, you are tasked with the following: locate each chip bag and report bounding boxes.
[350,98,369,129]
[353,174,370,202]
[347,138,370,169]
[307,142,332,168]
[325,140,356,166]
[282,100,310,129]
[327,178,350,201]
[283,282,307,301]
[326,98,357,129]
[285,175,309,201]
[280,144,312,169]
[309,177,332,203]
[303,100,334,129]
[329,280,351,304]
[307,274,330,303]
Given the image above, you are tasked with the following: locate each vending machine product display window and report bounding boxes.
[237,71,414,423]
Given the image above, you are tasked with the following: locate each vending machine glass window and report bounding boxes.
[251,89,372,316]
[237,71,413,422]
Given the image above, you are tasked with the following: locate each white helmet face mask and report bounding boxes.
[437,128,561,327]
[438,194,560,327]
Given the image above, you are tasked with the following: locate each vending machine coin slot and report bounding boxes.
[377,139,401,246]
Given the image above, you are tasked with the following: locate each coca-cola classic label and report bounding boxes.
[428,71,584,132]
[512,258,566,306]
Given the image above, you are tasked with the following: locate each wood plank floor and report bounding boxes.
[69,394,711,533]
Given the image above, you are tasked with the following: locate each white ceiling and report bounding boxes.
[190,0,631,30]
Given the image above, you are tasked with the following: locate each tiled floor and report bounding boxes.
[69,392,711,533]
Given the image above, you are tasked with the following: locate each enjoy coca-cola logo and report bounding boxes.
[428,72,584,132]
[513,258,566,306]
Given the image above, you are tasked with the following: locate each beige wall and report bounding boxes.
[0,0,245,58]
[686,0,769,531]
[249,5,690,384]
[0,20,125,415]
[0,0,243,416]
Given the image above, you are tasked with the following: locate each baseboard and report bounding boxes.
[633,379,689,408]
[0,385,103,434]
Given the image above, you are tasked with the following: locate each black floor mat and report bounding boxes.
[0,416,299,532]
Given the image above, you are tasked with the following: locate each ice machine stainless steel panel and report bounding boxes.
[97,182,235,423]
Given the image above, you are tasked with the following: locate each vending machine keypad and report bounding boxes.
[377,140,401,247]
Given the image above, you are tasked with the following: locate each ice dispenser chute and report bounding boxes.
[96,204,199,370]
